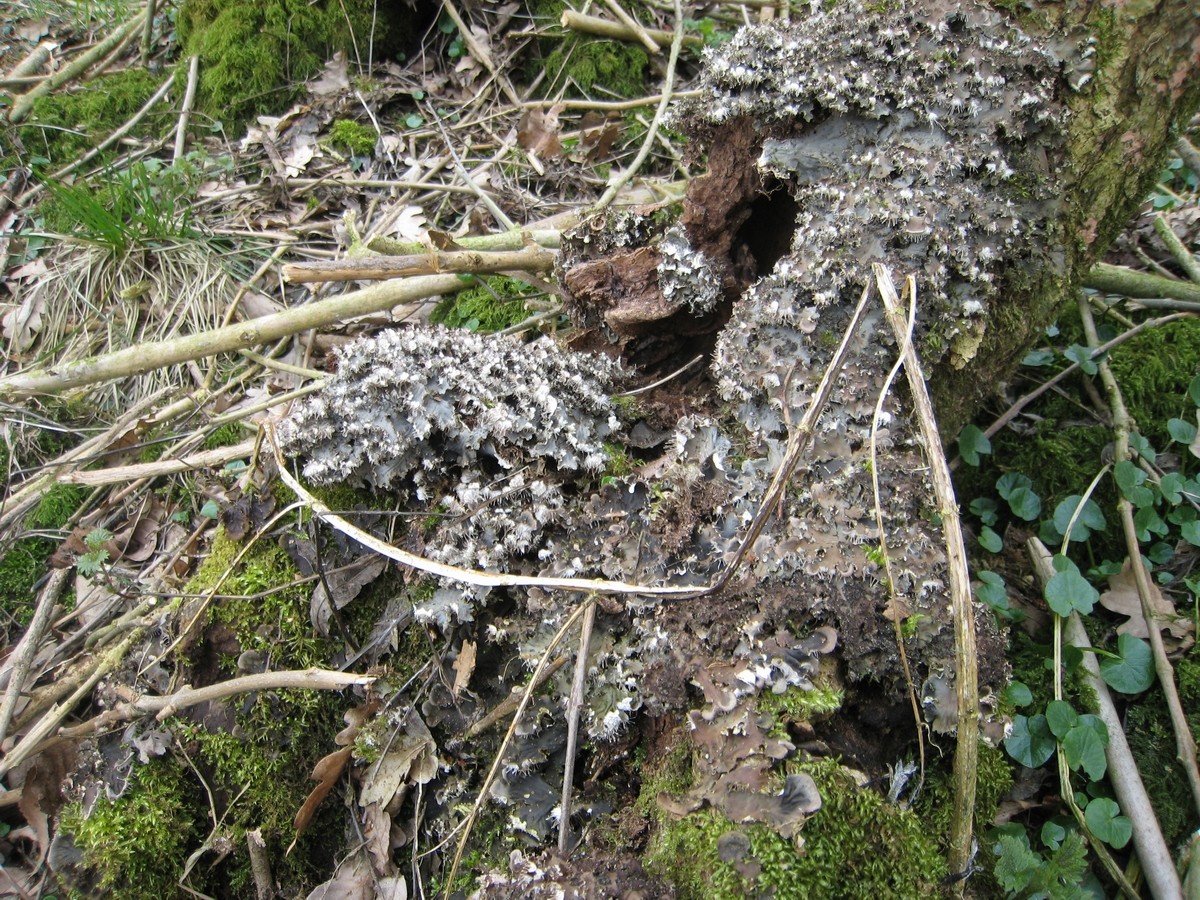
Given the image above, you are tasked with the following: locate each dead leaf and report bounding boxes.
[452,640,476,697]
[308,52,350,96]
[1098,558,1193,651]
[293,745,353,838]
[311,554,388,638]
[304,849,372,900]
[387,206,428,243]
[359,710,437,807]
[517,105,564,159]
[13,738,77,867]
[2,291,45,353]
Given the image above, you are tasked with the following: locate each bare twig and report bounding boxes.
[1085,262,1200,304]
[592,0,685,213]
[173,55,200,163]
[873,265,978,881]
[1027,539,1144,900]
[602,0,662,53]
[559,599,597,853]
[8,12,148,123]
[365,227,564,256]
[0,569,70,744]
[1077,294,1200,815]
[1024,540,1183,899]
[5,42,53,80]
[868,272,926,804]
[0,273,473,399]
[464,657,569,738]
[282,244,557,284]
[55,438,256,486]
[247,829,274,900]
[1153,215,1200,283]
[560,10,703,49]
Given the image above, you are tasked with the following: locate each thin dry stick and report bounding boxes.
[0,272,472,399]
[0,568,70,744]
[872,264,977,881]
[247,829,274,900]
[55,438,255,486]
[968,312,1193,450]
[136,669,373,721]
[8,11,148,123]
[522,91,703,111]
[1077,293,1200,815]
[426,105,516,232]
[592,0,685,213]
[140,0,157,63]
[440,0,522,108]
[1026,539,1183,899]
[0,626,145,779]
[365,227,563,256]
[602,0,661,53]
[444,596,596,899]
[558,598,597,853]
[560,10,703,49]
[867,274,926,802]
[464,656,569,738]
[282,245,557,284]
[40,73,175,188]
[1153,215,1200,283]
[173,55,200,162]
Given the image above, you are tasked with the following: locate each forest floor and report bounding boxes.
[0,1,1198,898]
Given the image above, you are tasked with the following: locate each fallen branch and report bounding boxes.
[282,244,557,284]
[0,272,472,399]
[55,438,257,486]
[7,11,148,123]
[364,227,563,256]
[1084,262,1200,304]
[560,10,703,49]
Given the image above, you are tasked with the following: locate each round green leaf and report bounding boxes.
[1182,520,1200,547]
[1045,699,1078,739]
[1005,714,1056,768]
[1005,681,1033,708]
[1159,472,1185,505]
[1189,375,1200,407]
[1100,634,1154,694]
[1168,417,1198,445]
[958,424,992,467]
[976,570,1008,611]
[1052,495,1106,542]
[1063,723,1108,780]
[1064,344,1098,375]
[1084,798,1131,849]
[1022,349,1056,367]
[1044,560,1098,616]
[978,525,1003,553]
[970,496,1000,526]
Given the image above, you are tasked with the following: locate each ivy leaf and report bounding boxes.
[997,473,1042,521]
[1045,556,1099,616]
[1084,798,1131,849]
[1114,460,1155,508]
[1005,714,1056,768]
[1128,432,1157,465]
[970,496,1000,526]
[1063,716,1108,780]
[1041,820,1067,850]
[1133,505,1168,542]
[1052,495,1106,542]
[1045,699,1078,739]
[958,424,992,467]
[978,525,1003,553]
[1021,349,1056,367]
[200,499,221,519]
[977,571,1021,621]
[1064,344,1098,375]
[1159,472,1185,505]
[1189,375,1200,407]
[1168,417,1198,446]
[1005,681,1033,708]
[1100,634,1154,693]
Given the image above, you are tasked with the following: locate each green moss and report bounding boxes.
[28,483,86,529]
[0,537,56,625]
[59,760,199,898]
[643,753,947,899]
[326,119,378,156]
[757,681,845,728]
[429,275,533,332]
[916,742,1013,851]
[530,1,649,99]
[21,69,167,167]
[203,422,245,451]
[176,0,411,129]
